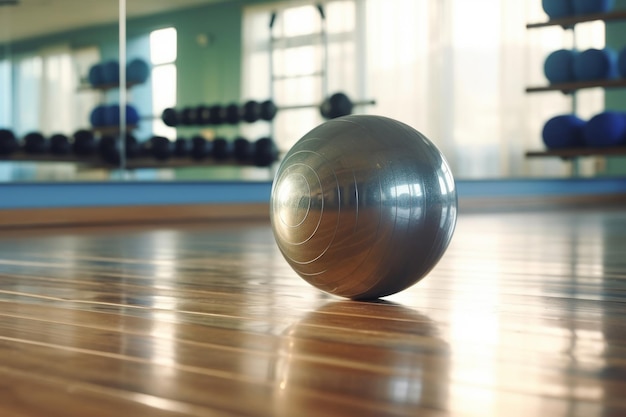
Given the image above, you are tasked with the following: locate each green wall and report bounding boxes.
[1,23,119,61]
[125,0,284,115]
[127,2,244,111]
[604,0,626,175]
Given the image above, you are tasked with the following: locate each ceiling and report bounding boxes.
[0,0,228,43]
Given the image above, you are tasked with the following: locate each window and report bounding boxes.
[150,27,177,138]
[0,60,12,127]
[9,45,100,136]
[242,1,360,150]
[243,0,606,178]
[0,46,100,181]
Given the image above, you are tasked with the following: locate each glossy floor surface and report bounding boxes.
[0,206,625,416]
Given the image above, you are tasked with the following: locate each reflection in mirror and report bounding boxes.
[0,1,614,184]
[0,0,276,183]
[0,0,120,182]
[125,0,277,183]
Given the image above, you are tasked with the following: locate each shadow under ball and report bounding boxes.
[270,115,457,300]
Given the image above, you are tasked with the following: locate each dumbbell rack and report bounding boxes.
[82,79,141,133]
[76,80,142,93]
[525,8,626,166]
[0,148,276,170]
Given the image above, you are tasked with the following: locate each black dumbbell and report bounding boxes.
[162,108,179,127]
[23,132,48,154]
[73,130,97,156]
[212,137,232,161]
[99,136,118,164]
[224,103,241,125]
[253,137,278,167]
[208,105,224,125]
[99,134,140,164]
[174,137,190,157]
[320,92,354,119]
[241,100,262,123]
[233,137,252,163]
[260,100,278,121]
[180,107,199,126]
[255,93,372,121]
[49,134,71,155]
[0,129,18,156]
[197,105,212,125]
[190,135,213,160]
[145,136,173,161]
[125,134,141,159]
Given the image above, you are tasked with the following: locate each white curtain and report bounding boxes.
[0,46,101,181]
[363,0,604,178]
[243,0,606,179]
[0,60,10,127]
[12,45,100,137]
[241,2,355,149]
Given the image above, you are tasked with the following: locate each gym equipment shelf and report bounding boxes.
[526,9,626,28]
[525,145,626,159]
[77,81,142,92]
[526,78,626,94]
[0,152,274,170]
[526,9,626,94]
[524,7,626,169]
[91,125,138,135]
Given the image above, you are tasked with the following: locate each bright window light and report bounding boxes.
[150,27,177,138]
[151,64,177,138]
[150,27,177,65]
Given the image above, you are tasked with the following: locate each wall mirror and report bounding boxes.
[0,0,623,183]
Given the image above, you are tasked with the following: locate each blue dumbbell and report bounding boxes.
[88,63,104,87]
[544,49,578,84]
[89,105,107,127]
[542,0,574,19]
[573,0,613,15]
[573,48,618,81]
[542,114,586,149]
[101,60,120,85]
[583,111,626,147]
[127,58,150,84]
[617,47,626,78]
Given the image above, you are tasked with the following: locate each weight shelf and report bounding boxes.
[0,152,274,170]
[526,9,626,29]
[526,78,626,94]
[77,81,143,92]
[525,146,626,159]
[92,125,139,135]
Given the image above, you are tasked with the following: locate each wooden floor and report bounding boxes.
[1,204,626,416]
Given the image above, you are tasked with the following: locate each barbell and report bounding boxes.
[162,92,376,127]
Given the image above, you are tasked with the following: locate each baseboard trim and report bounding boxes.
[1,193,625,228]
[0,203,270,228]
[459,193,626,212]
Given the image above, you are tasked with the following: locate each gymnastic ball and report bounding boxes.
[270,115,457,300]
